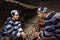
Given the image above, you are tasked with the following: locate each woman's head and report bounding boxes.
[10,10,20,20]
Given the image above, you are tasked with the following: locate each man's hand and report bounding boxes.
[32,32,39,38]
[21,32,27,39]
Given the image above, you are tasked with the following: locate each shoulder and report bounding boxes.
[49,11,60,20]
[54,12,60,19]
[5,17,13,24]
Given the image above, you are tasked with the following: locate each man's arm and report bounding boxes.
[38,20,55,38]
[33,20,55,39]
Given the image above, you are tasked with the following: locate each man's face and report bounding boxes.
[37,12,44,18]
[13,14,19,20]
[37,12,47,18]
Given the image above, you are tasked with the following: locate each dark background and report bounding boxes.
[0,0,60,28]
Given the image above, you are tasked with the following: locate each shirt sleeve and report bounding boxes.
[38,20,55,38]
[18,27,23,32]
[17,21,23,32]
[11,21,24,37]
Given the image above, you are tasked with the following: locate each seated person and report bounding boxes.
[2,10,27,40]
[33,7,60,40]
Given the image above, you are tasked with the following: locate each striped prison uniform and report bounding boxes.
[2,17,23,37]
[38,11,60,40]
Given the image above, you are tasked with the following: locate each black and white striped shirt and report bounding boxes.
[2,17,23,37]
[39,11,60,40]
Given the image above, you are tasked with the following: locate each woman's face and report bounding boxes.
[13,14,19,20]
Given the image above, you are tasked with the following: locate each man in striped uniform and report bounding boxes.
[33,7,60,40]
[2,10,27,40]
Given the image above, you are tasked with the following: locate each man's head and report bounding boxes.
[37,7,48,19]
[11,10,20,20]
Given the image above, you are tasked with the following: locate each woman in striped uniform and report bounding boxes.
[2,10,27,40]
